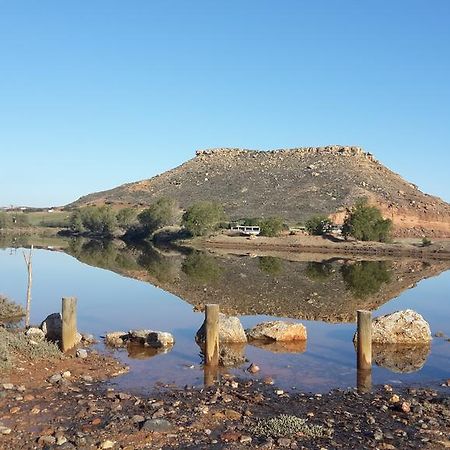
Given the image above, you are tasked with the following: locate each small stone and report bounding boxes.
[2,383,14,390]
[401,401,411,413]
[17,385,26,392]
[9,406,20,414]
[141,418,174,433]
[275,389,284,396]
[374,430,383,441]
[38,436,56,445]
[277,438,292,447]
[390,394,400,403]
[48,374,62,384]
[76,349,88,359]
[231,381,239,389]
[247,363,260,374]
[263,377,274,385]
[99,440,116,449]
[81,375,93,382]
[62,371,71,379]
[0,426,12,435]
[131,415,145,423]
[240,435,252,444]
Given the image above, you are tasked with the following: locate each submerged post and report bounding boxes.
[23,245,33,327]
[61,297,78,352]
[357,310,372,370]
[205,304,219,366]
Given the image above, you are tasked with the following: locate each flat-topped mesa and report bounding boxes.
[195,145,377,162]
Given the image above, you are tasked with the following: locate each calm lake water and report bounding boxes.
[1,239,449,393]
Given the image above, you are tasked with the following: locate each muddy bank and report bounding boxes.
[1,364,449,449]
[186,235,450,261]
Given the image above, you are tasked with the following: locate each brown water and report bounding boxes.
[1,238,449,393]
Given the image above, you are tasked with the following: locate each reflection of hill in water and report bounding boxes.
[65,239,450,323]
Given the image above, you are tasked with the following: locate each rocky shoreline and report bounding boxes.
[1,357,449,449]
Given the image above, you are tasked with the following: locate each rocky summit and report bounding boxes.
[70,146,450,237]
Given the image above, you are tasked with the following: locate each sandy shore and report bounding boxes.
[185,234,450,261]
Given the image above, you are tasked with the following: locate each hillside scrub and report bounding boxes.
[182,201,226,236]
[342,199,392,242]
[137,197,178,236]
[69,206,118,235]
[305,215,332,236]
[0,211,29,229]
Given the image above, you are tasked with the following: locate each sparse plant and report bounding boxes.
[258,256,283,276]
[421,237,432,247]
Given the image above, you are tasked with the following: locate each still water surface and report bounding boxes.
[1,241,449,393]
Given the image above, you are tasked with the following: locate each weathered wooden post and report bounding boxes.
[357,368,372,393]
[61,297,78,352]
[357,310,372,370]
[205,304,219,367]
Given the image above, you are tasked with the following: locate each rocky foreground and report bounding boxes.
[1,353,449,450]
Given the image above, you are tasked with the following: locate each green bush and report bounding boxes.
[342,199,392,242]
[69,206,117,235]
[258,256,283,276]
[258,217,285,237]
[138,198,178,235]
[305,215,332,235]
[116,208,137,228]
[421,237,432,247]
[182,201,226,236]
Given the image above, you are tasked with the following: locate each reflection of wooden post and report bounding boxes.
[61,297,77,351]
[205,304,219,366]
[357,310,372,370]
[23,245,33,327]
[357,368,372,393]
[204,363,219,387]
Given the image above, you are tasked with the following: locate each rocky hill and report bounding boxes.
[70,146,450,237]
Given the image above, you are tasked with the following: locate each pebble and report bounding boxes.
[2,383,14,390]
[49,374,62,384]
[62,371,71,379]
[390,394,400,403]
[0,426,12,435]
[131,415,145,423]
[76,349,88,359]
[99,440,116,449]
[247,363,260,374]
[141,418,174,432]
[240,435,252,444]
[275,389,284,396]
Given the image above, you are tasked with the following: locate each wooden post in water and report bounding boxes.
[357,310,372,370]
[61,297,78,352]
[205,304,219,367]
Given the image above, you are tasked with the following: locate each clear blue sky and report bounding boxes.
[1,0,449,207]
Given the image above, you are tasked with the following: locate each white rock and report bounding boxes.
[196,313,247,344]
[246,321,307,341]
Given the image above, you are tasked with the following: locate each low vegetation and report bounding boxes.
[182,201,226,236]
[342,199,392,242]
[137,198,178,236]
[242,217,285,237]
[305,215,332,236]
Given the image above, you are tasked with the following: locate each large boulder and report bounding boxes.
[196,313,247,344]
[370,310,432,344]
[129,330,174,348]
[246,321,307,341]
[40,313,82,345]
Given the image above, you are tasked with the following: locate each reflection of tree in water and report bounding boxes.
[182,251,222,284]
[305,262,333,281]
[67,238,140,272]
[341,261,392,298]
[138,246,177,283]
[258,256,283,276]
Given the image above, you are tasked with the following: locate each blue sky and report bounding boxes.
[1,0,449,206]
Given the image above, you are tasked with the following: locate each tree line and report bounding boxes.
[66,197,393,243]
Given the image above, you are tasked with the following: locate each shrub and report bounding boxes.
[138,198,178,235]
[305,215,332,236]
[421,237,432,247]
[182,201,226,236]
[258,217,285,237]
[69,206,117,235]
[258,256,283,276]
[342,199,392,242]
[116,208,137,228]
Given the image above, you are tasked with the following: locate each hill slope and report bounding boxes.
[70,146,450,237]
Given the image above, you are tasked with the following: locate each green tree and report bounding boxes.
[138,198,178,234]
[182,201,225,236]
[116,208,136,228]
[342,199,392,242]
[258,217,284,237]
[305,215,332,236]
[69,206,117,235]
